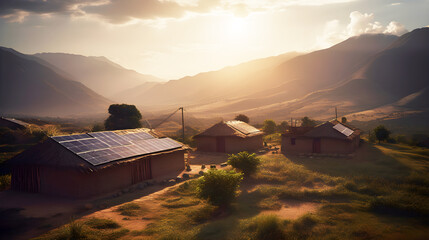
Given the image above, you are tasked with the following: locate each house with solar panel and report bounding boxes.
[0,117,29,130]
[281,120,361,154]
[193,120,263,153]
[9,128,186,198]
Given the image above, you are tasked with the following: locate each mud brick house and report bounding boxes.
[194,120,263,153]
[9,128,186,198]
[281,120,361,154]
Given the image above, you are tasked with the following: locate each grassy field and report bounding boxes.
[35,142,429,239]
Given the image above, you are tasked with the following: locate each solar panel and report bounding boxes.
[53,130,183,166]
[333,123,354,137]
[227,121,261,135]
[89,132,131,146]
[121,132,155,141]
[52,134,92,142]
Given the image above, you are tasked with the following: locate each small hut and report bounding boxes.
[281,120,361,154]
[194,120,263,153]
[8,128,186,198]
[0,117,29,130]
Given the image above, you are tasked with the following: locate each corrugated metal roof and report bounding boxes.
[1,117,29,127]
[226,121,261,135]
[299,120,360,140]
[194,121,262,138]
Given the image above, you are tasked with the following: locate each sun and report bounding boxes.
[225,16,248,40]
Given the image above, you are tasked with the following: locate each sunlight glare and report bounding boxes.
[225,16,248,40]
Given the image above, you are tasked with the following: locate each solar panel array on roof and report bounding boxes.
[52,131,182,166]
[333,123,354,137]
[226,121,261,135]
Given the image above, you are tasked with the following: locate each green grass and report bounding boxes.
[263,133,282,145]
[34,218,129,240]
[85,218,120,229]
[36,141,429,240]
[116,203,143,216]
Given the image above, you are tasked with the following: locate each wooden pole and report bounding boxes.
[180,107,185,142]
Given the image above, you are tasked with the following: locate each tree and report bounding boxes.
[235,114,250,123]
[227,151,261,176]
[374,125,390,143]
[263,119,276,134]
[341,117,347,123]
[277,121,289,133]
[196,169,243,206]
[301,116,316,127]
[91,123,105,132]
[104,104,142,130]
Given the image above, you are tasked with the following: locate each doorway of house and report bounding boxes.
[313,138,321,153]
[216,137,226,152]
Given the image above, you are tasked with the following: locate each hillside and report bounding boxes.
[0,48,112,117]
[187,33,399,118]
[235,28,429,121]
[119,52,301,108]
[34,53,164,97]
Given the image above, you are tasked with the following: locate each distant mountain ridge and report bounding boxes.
[2,28,428,122]
[224,28,429,121]
[115,52,302,108]
[0,48,112,117]
[34,52,164,97]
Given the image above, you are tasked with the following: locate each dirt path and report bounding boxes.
[82,183,183,231]
[260,200,320,220]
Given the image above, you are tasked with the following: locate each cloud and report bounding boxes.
[0,0,355,24]
[316,11,408,49]
[384,21,407,35]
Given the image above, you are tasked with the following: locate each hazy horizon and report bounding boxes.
[1,0,428,79]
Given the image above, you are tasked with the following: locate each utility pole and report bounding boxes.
[180,107,185,142]
[335,107,338,120]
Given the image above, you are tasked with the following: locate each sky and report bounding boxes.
[0,0,428,80]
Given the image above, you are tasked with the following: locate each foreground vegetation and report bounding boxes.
[36,142,429,239]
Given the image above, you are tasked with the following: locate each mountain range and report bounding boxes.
[34,53,164,97]
[1,27,428,123]
[0,47,111,117]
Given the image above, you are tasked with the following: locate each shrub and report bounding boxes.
[247,215,286,240]
[116,203,141,216]
[85,218,120,229]
[68,220,86,239]
[292,214,318,232]
[227,151,261,176]
[196,169,243,206]
[373,125,390,143]
[0,175,11,191]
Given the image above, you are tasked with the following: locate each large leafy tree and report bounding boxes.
[277,121,289,133]
[263,119,276,134]
[104,104,142,130]
[234,114,250,123]
[301,116,317,127]
[374,125,391,143]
